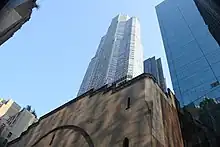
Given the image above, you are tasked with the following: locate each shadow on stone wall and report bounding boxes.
[179,97,220,147]
[31,125,94,147]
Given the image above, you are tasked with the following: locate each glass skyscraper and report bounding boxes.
[156,0,220,106]
[194,0,220,46]
[78,14,144,96]
[144,57,167,92]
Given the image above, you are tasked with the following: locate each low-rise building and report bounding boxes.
[4,108,37,141]
[0,99,21,118]
[0,99,37,144]
[8,73,183,147]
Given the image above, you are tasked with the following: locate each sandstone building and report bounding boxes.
[8,73,183,147]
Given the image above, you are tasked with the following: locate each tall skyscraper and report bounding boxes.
[144,56,167,92]
[156,0,220,106]
[194,0,220,45]
[78,14,144,96]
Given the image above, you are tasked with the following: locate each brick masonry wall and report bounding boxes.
[161,93,184,147]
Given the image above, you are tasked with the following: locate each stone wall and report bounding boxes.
[161,91,184,147]
[8,74,184,147]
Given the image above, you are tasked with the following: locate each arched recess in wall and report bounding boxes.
[31,125,94,147]
[123,137,129,147]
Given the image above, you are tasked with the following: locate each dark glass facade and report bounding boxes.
[156,0,220,106]
[0,0,9,11]
[194,0,220,46]
[144,57,167,92]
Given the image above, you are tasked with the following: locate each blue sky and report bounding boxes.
[0,0,171,116]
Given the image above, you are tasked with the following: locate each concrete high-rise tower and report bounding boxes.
[78,14,144,96]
